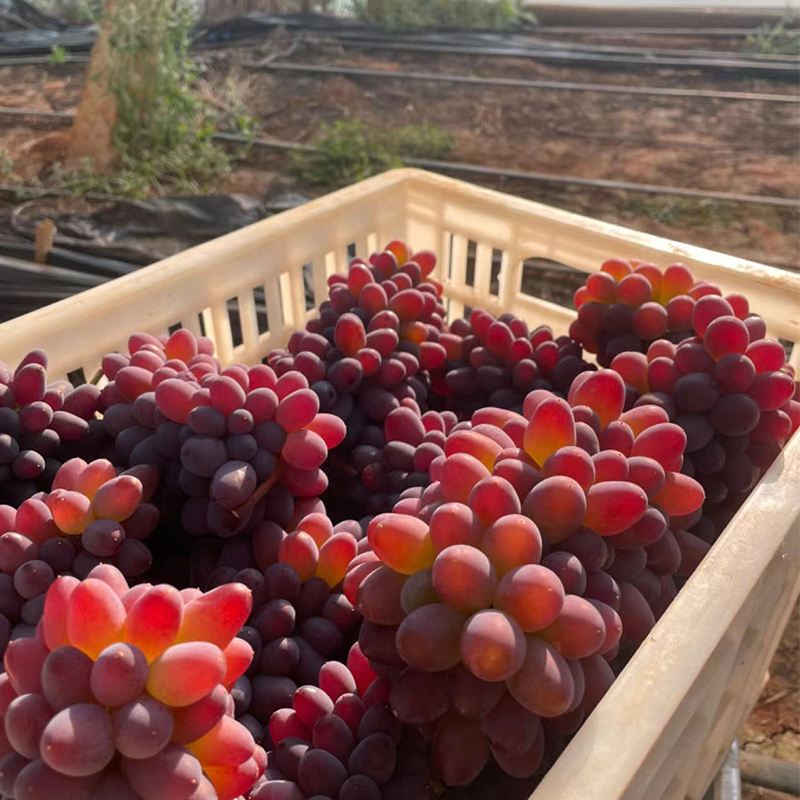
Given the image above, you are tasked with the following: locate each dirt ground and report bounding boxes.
[1,38,800,268]
[0,34,798,785]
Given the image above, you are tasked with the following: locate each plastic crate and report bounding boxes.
[1,169,798,800]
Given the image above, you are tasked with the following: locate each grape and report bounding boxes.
[745,340,785,373]
[749,371,795,411]
[481,514,542,576]
[481,692,541,756]
[13,759,101,800]
[468,476,521,527]
[122,584,182,661]
[52,491,94,535]
[618,581,655,644]
[367,515,434,576]
[673,373,720,414]
[428,503,482,552]
[505,636,574,717]
[704,316,749,361]
[146,642,226,707]
[5,693,53,759]
[584,481,648,537]
[340,774,382,800]
[431,545,497,612]
[493,564,564,633]
[356,565,406,625]
[250,675,298,729]
[542,551,587,595]
[317,533,358,588]
[714,354,755,393]
[82,519,126,558]
[523,397,576,467]
[522,476,587,545]
[651,472,705,516]
[491,727,545,778]
[297,747,348,797]
[40,646,93,710]
[40,703,116,776]
[432,714,489,787]
[275,737,310,782]
[675,343,713,375]
[209,460,256,511]
[177,583,252,649]
[180,436,228,477]
[543,446,595,491]
[710,394,760,436]
[13,559,53,599]
[395,603,467,672]
[691,295,733,336]
[439,453,491,504]
[90,642,148,707]
[279,533,319,582]
[259,637,299,676]
[538,595,606,658]
[121,744,204,800]
[66,578,126,659]
[460,609,526,681]
[276,390,320,432]
[390,669,449,725]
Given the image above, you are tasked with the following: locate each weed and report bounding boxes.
[52,0,253,199]
[619,197,741,228]
[746,7,800,56]
[350,0,534,29]
[291,118,454,187]
[49,45,67,66]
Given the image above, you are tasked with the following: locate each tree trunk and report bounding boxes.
[66,0,118,170]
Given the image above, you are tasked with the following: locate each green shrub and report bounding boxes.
[291,118,454,187]
[350,0,532,29]
[746,7,800,56]
[52,0,253,198]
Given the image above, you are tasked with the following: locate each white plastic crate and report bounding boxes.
[1,169,798,800]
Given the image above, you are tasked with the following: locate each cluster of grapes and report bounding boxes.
[432,310,592,417]
[571,259,741,363]
[225,514,364,739]
[588,282,798,541]
[98,328,344,540]
[342,369,706,786]
[265,241,447,520]
[0,568,263,800]
[252,642,432,800]
[0,458,159,654]
[0,350,102,506]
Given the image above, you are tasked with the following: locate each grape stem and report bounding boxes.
[231,465,281,519]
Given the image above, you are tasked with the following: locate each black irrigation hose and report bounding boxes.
[739,751,800,797]
[318,36,800,79]
[260,61,800,104]
[3,109,798,209]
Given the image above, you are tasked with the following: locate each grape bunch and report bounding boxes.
[228,515,364,735]
[343,370,706,786]
[569,258,764,366]
[431,310,592,417]
[0,458,159,652]
[0,569,264,800]
[251,642,433,800]
[606,304,799,542]
[98,328,344,539]
[265,240,445,519]
[0,350,101,506]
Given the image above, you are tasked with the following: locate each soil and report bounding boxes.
[0,32,798,787]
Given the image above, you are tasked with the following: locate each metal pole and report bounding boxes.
[705,742,742,800]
